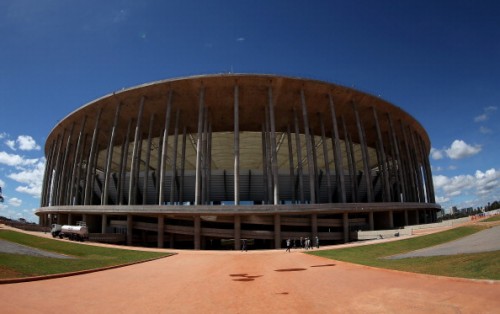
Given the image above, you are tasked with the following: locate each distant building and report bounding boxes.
[36,74,440,249]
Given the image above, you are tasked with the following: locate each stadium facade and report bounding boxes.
[36,74,440,249]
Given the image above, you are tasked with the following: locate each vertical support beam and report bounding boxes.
[158,215,164,248]
[52,132,64,206]
[142,114,155,204]
[234,84,240,205]
[234,215,241,250]
[388,113,405,202]
[294,109,305,203]
[287,126,296,203]
[103,102,121,205]
[343,212,349,243]
[101,214,107,233]
[352,102,373,202]
[274,214,281,249]
[67,213,72,225]
[159,90,173,205]
[118,120,132,205]
[194,215,201,249]
[179,127,187,203]
[59,123,75,205]
[319,113,332,203]
[268,86,280,205]
[372,107,391,202]
[388,210,394,229]
[311,213,318,240]
[329,94,346,203]
[400,121,416,202]
[342,116,357,202]
[404,210,409,226]
[301,89,316,204]
[128,97,145,205]
[261,123,270,204]
[84,108,102,205]
[127,214,133,246]
[415,210,420,225]
[170,110,180,204]
[195,87,205,205]
[368,211,374,230]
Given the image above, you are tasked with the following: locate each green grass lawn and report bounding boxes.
[309,225,500,280]
[0,230,173,279]
[481,215,500,222]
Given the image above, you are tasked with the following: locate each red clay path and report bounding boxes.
[1,246,499,313]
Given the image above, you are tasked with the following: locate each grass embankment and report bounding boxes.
[0,230,173,279]
[309,225,500,280]
[482,215,500,222]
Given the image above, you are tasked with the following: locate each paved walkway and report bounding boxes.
[1,222,499,313]
[389,225,500,259]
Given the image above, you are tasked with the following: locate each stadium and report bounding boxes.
[36,74,440,249]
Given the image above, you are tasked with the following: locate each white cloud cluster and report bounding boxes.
[8,160,45,198]
[3,135,41,151]
[433,168,500,207]
[431,139,481,160]
[474,106,497,123]
[0,151,39,167]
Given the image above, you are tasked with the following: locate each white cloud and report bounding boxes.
[445,140,481,159]
[236,37,245,42]
[17,135,41,151]
[433,168,500,206]
[0,151,39,167]
[474,114,487,122]
[5,140,16,150]
[474,106,497,123]
[430,147,444,160]
[479,126,492,134]
[8,197,22,207]
[0,132,6,139]
[8,160,45,198]
[435,196,450,204]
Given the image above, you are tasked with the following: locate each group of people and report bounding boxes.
[285,236,319,252]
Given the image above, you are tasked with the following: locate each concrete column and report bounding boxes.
[287,126,296,203]
[342,117,357,202]
[56,213,61,224]
[404,210,409,226]
[294,109,305,203]
[329,94,346,203]
[343,212,349,243]
[274,214,281,249]
[143,114,155,205]
[159,90,173,205]
[388,210,394,229]
[59,123,74,205]
[103,102,121,205]
[415,210,420,225]
[234,215,241,250]
[388,113,405,202]
[195,87,205,205]
[67,213,72,225]
[311,214,318,239]
[268,86,280,205]
[368,212,374,230]
[194,215,201,249]
[158,216,164,248]
[353,102,373,202]
[234,85,240,205]
[301,90,316,204]
[129,97,145,205]
[52,132,64,206]
[101,214,107,233]
[127,214,133,245]
[179,127,187,203]
[372,107,391,202]
[84,108,102,205]
[41,139,56,206]
[170,110,180,204]
[319,114,332,203]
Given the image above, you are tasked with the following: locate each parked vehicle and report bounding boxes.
[51,222,89,241]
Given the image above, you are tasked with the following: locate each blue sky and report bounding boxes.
[1,0,499,222]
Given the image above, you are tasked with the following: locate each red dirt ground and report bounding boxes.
[1,223,499,313]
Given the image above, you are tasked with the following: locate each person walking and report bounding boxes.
[285,238,291,252]
[241,239,247,252]
[315,236,319,249]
